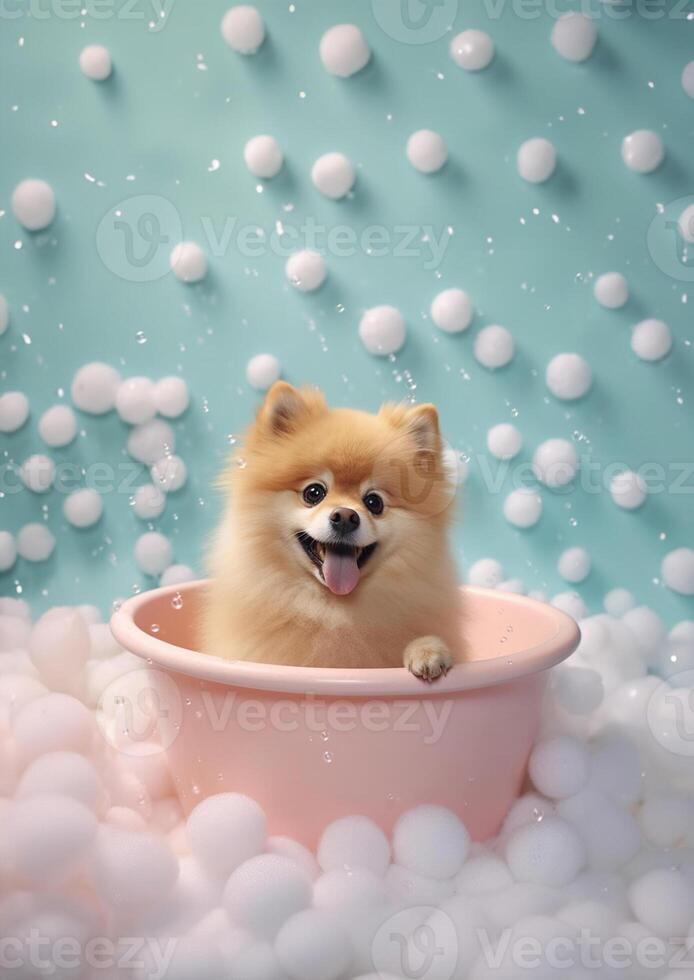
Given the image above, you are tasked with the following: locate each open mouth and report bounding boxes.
[296,532,377,596]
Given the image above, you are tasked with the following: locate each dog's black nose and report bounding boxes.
[329,507,360,533]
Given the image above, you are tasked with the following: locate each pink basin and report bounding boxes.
[110,582,580,847]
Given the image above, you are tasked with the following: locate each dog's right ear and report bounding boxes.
[259,382,326,435]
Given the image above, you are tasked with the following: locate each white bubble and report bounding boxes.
[20,454,55,494]
[529,735,590,799]
[220,4,265,53]
[127,418,175,465]
[628,869,694,937]
[532,438,579,488]
[630,318,672,361]
[170,241,208,283]
[603,588,636,616]
[93,825,179,909]
[115,376,157,425]
[545,352,592,400]
[132,483,167,520]
[609,470,646,510]
[430,288,473,333]
[638,793,694,849]
[38,404,78,447]
[5,795,97,885]
[276,909,351,980]
[474,324,514,369]
[506,817,585,886]
[558,788,640,870]
[517,138,556,183]
[246,353,281,390]
[63,489,103,529]
[134,531,172,576]
[267,835,320,882]
[406,129,448,174]
[661,548,694,596]
[285,250,327,292]
[79,43,112,80]
[621,130,665,174]
[244,134,283,178]
[17,523,55,562]
[160,563,196,586]
[503,487,543,529]
[552,664,604,715]
[551,12,597,62]
[187,793,267,879]
[11,178,56,231]
[551,591,588,620]
[486,423,522,460]
[359,305,406,356]
[392,805,470,880]
[594,272,628,309]
[17,752,102,811]
[154,376,189,418]
[682,61,694,98]
[71,362,121,415]
[151,455,188,493]
[318,815,390,876]
[0,295,8,335]
[311,152,356,199]
[0,391,30,433]
[0,532,17,573]
[449,29,494,71]
[456,853,513,895]
[678,203,694,243]
[224,853,312,938]
[13,693,95,766]
[467,558,505,588]
[314,867,386,910]
[319,24,370,77]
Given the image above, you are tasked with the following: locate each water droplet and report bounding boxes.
[171,592,183,610]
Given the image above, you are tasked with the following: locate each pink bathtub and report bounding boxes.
[110,582,579,847]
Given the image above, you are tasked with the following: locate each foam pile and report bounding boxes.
[1,597,694,980]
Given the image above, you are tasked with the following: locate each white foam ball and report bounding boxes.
[314,868,386,910]
[319,24,370,77]
[0,674,46,722]
[468,558,505,588]
[621,130,665,174]
[558,547,591,583]
[151,454,187,493]
[552,665,604,715]
[392,805,470,880]
[449,29,494,70]
[385,863,455,907]
[5,795,97,885]
[276,909,351,980]
[13,693,95,765]
[244,135,283,178]
[160,563,196,587]
[63,488,103,528]
[604,588,636,616]
[170,241,207,283]
[529,735,590,799]
[594,272,629,309]
[506,816,585,886]
[551,12,597,61]
[318,815,390,876]
[285,250,327,292]
[498,578,525,594]
[683,60,694,98]
[546,352,592,400]
[92,825,178,909]
[79,43,112,80]
[517,138,556,183]
[679,203,694,243]
[20,454,55,494]
[127,418,175,465]
[227,942,285,980]
[134,531,172,576]
[661,548,694,596]
[115,376,156,425]
[474,324,514,369]
[0,533,17,573]
[610,470,647,510]
[29,608,89,693]
[486,423,522,460]
[532,438,579,488]
[17,752,102,811]
[71,362,121,415]
[628,869,694,936]
[132,483,166,520]
[154,376,189,418]
[503,487,543,529]
[406,129,448,174]
[0,295,8,335]
[267,835,320,881]
[16,523,55,562]
[311,152,356,199]
[551,591,588,620]
[430,287,473,333]
[639,794,694,848]
[0,391,29,433]
[631,318,672,361]
[558,788,641,869]
[38,404,77,448]
[87,622,120,661]
[622,606,666,664]
[221,4,265,53]
[455,853,513,894]
[187,793,267,879]
[246,353,281,390]
[670,620,694,645]
[11,178,56,231]
[359,305,406,356]
[224,854,312,938]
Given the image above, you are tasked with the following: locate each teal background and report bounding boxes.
[1,0,692,620]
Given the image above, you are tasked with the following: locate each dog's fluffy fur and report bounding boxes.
[200,382,464,679]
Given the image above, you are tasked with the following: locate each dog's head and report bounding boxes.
[226,382,456,597]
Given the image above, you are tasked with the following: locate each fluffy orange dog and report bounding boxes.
[201,382,464,680]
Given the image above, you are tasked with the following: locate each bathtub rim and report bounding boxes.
[110,580,580,696]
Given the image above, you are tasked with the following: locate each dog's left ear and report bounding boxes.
[259,381,326,435]
[406,403,440,451]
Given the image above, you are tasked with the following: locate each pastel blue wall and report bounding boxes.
[1,0,692,620]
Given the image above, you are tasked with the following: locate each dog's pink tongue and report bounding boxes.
[323,550,360,596]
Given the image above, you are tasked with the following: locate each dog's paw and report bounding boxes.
[404,635,453,682]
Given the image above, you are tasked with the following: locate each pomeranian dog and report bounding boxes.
[201,382,464,680]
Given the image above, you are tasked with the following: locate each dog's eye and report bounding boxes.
[302,483,327,506]
[363,492,384,515]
